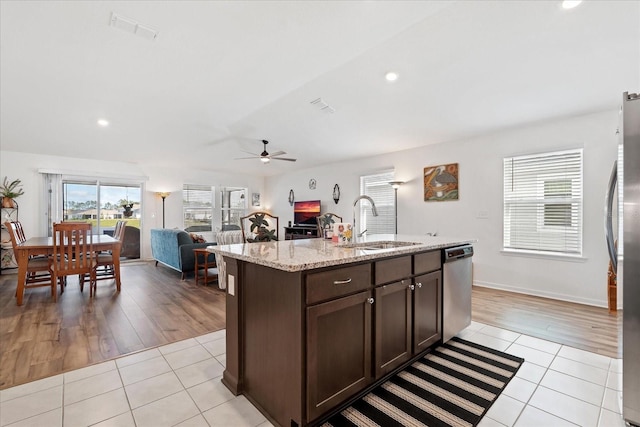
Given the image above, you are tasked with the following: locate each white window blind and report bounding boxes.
[183,184,214,232]
[360,170,395,235]
[503,149,583,255]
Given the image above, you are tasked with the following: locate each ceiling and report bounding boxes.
[1,1,638,176]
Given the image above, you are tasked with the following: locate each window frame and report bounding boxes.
[183,184,215,232]
[359,170,395,235]
[503,148,583,257]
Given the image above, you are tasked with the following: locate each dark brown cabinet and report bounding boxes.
[374,252,442,378]
[413,270,442,353]
[224,248,444,426]
[307,290,373,421]
[374,280,412,378]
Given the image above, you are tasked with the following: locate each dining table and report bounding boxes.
[14,234,121,306]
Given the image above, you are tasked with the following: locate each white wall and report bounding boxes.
[2,109,617,306]
[0,151,264,259]
[265,110,619,307]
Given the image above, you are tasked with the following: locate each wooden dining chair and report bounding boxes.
[4,221,53,300]
[83,220,125,297]
[316,213,343,238]
[50,222,95,300]
[240,211,279,242]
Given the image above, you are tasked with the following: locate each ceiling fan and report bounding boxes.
[235,140,297,163]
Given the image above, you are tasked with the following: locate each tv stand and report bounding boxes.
[284,225,319,240]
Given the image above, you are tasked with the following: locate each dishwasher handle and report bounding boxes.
[443,245,474,262]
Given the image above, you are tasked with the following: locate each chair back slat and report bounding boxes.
[4,220,26,247]
[114,220,127,242]
[52,222,94,276]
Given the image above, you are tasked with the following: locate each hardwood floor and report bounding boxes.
[472,285,622,359]
[0,261,226,390]
[0,264,622,391]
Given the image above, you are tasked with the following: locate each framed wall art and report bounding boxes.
[424,163,459,201]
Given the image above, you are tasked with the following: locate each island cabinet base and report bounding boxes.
[224,257,305,426]
[223,249,443,427]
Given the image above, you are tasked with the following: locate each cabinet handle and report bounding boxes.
[416,282,423,288]
[409,284,415,291]
[333,278,352,285]
[367,297,374,304]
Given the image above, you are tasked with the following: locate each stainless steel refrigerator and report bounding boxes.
[606,92,640,426]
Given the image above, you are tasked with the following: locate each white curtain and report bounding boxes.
[41,173,63,236]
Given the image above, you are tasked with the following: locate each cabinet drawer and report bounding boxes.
[414,250,441,275]
[306,264,371,305]
[375,256,411,285]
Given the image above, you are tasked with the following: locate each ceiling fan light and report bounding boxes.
[260,157,270,163]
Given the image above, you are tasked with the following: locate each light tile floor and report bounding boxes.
[0,323,626,427]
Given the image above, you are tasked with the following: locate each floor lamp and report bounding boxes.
[156,192,170,228]
[388,181,404,234]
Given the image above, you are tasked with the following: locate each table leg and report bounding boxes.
[112,245,122,292]
[15,249,29,306]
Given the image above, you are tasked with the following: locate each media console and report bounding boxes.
[284,225,319,240]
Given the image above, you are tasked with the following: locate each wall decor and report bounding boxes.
[252,193,260,206]
[333,184,340,204]
[424,163,459,201]
[309,178,317,190]
[288,189,295,206]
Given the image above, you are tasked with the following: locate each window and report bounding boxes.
[503,149,583,255]
[61,180,141,231]
[220,187,247,230]
[183,184,214,232]
[359,170,395,235]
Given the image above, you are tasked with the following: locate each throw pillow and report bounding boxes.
[189,233,205,243]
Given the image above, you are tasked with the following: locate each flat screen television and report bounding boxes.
[294,200,321,226]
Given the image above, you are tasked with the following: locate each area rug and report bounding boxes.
[321,337,524,427]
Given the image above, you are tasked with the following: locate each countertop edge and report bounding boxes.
[208,236,475,272]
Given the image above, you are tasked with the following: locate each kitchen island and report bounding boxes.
[210,234,474,427]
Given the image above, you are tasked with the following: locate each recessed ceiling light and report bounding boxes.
[385,72,399,82]
[97,119,109,127]
[562,0,582,9]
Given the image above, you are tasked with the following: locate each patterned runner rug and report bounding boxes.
[321,337,524,427]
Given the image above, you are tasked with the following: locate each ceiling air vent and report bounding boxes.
[110,12,159,41]
[310,98,335,114]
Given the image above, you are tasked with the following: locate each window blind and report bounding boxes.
[183,184,214,232]
[503,149,583,255]
[360,170,395,235]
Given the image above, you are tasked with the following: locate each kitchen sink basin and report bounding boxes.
[341,241,421,250]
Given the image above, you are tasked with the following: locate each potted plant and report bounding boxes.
[1,176,24,208]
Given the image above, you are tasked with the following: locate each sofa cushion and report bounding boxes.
[151,228,216,277]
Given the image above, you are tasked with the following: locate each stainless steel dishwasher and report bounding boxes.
[442,244,474,342]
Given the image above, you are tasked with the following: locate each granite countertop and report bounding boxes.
[208,234,475,272]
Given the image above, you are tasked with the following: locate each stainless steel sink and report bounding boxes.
[340,241,421,250]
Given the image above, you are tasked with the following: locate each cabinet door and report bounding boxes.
[307,291,373,422]
[413,270,442,353]
[374,280,412,378]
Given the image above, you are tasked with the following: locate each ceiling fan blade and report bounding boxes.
[271,157,297,162]
[240,150,260,156]
[269,150,286,157]
[234,156,260,160]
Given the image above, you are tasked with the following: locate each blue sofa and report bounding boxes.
[150,228,216,279]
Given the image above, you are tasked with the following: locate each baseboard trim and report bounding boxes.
[473,281,607,308]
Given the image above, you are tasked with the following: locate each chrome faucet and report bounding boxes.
[353,195,378,237]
